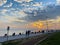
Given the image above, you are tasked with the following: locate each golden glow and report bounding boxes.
[0,16,60,30]
[32,21,44,29]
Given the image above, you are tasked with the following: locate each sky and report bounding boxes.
[0,0,60,35]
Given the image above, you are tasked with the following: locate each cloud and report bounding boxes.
[18,10,27,18]
[18,5,60,22]
[14,0,33,3]
[8,10,27,18]
[0,15,16,23]
[33,2,42,7]
[25,0,33,2]
[21,3,30,7]
[0,0,60,26]
[0,0,60,31]
[32,2,45,10]
[0,8,28,24]
[56,0,60,5]
[0,0,7,6]
[0,9,8,14]
[3,2,13,7]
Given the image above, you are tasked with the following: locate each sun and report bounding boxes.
[33,22,44,29]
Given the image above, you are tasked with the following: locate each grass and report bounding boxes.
[38,32,60,45]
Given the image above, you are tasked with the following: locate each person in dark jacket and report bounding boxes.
[12,33,15,36]
[26,31,28,36]
[27,30,31,36]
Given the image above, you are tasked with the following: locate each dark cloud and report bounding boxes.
[18,5,60,22]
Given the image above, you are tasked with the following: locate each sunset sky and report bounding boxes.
[0,0,60,34]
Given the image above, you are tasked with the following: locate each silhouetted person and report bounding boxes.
[19,33,21,35]
[35,32,37,34]
[31,32,34,34]
[7,26,10,35]
[38,31,40,33]
[27,30,31,36]
[26,31,28,36]
[26,30,31,37]
[7,26,10,41]
[51,30,53,32]
[42,30,44,33]
[4,34,7,37]
[12,33,15,36]
[7,26,10,31]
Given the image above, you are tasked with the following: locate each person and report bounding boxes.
[7,26,10,41]
[26,30,31,37]
[19,33,21,35]
[12,33,15,36]
[4,34,7,37]
[31,32,34,34]
[7,26,10,36]
[35,32,37,34]
[26,31,28,36]
[27,30,31,36]
[42,30,44,33]
[7,26,10,31]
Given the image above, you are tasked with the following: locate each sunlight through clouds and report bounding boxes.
[0,0,60,35]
